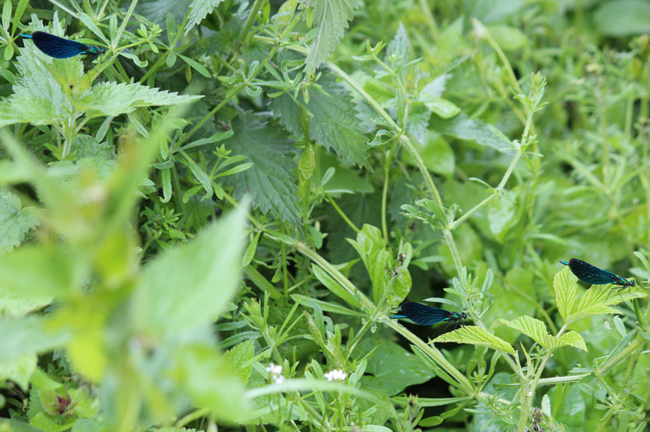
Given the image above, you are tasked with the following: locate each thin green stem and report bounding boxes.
[381,146,394,244]
[233,0,265,54]
[326,194,359,233]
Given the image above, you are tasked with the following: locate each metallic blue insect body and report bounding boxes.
[21,31,105,59]
[390,301,467,327]
[560,258,635,288]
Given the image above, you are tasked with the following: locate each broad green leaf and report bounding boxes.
[566,285,648,324]
[270,74,369,167]
[223,339,255,385]
[0,316,70,363]
[0,35,81,127]
[136,0,193,27]
[557,331,587,352]
[430,113,512,151]
[225,117,301,227]
[487,25,528,51]
[305,0,359,72]
[184,0,225,35]
[554,266,578,322]
[0,419,44,432]
[0,353,36,390]
[0,287,52,318]
[433,326,515,355]
[497,316,550,348]
[404,133,455,177]
[171,344,248,421]
[469,0,525,24]
[30,412,77,432]
[487,194,516,240]
[0,188,38,252]
[348,225,410,304]
[0,245,81,298]
[78,82,202,118]
[421,96,460,118]
[357,339,434,396]
[132,204,248,336]
[594,0,650,36]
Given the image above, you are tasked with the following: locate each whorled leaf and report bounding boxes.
[433,326,515,354]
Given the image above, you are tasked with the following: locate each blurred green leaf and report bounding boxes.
[132,203,248,336]
[594,0,650,36]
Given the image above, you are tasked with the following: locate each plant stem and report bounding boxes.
[326,193,359,233]
[381,145,394,244]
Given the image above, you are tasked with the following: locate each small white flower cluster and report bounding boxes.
[324,369,347,382]
[266,363,285,384]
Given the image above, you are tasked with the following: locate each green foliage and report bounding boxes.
[1,1,650,432]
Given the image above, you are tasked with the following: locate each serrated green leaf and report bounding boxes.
[271,74,369,167]
[171,344,248,421]
[497,316,550,348]
[0,353,36,390]
[0,189,38,253]
[0,316,70,364]
[557,331,587,352]
[0,287,53,318]
[305,0,359,72]
[433,326,515,354]
[223,339,255,385]
[184,0,225,35]
[78,82,202,118]
[225,117,301,227]
[132,204,248,336]
[30,412,77,432]
[385,22,412,70]
[555,266,578,322]
[566,285,648,324]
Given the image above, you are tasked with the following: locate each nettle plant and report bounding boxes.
[1,1,650,432]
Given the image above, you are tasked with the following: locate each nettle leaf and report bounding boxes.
[0,189,39,253]
[270,73,369,167]
[305,0,359,72]
[131,204,248,337]
[136,0,193,27]
[225,116,301,227]
[385,22,412,70]
[566,285,648,324]
[0,42,80,127]
[554,266,578,322]
[0,288,53,318]
[497,316,552,349]
[223,339,255,385]
[185,0,225,35]
[0,353,36,390]
[78,82,202,118]
[0,316,71,363]
[433,326,515,355]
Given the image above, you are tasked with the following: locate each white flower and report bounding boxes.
[266,363,283,375]
[266,362,285,384]
[324,369,347,382]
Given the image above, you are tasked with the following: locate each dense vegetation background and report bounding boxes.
[2,0,650,431]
